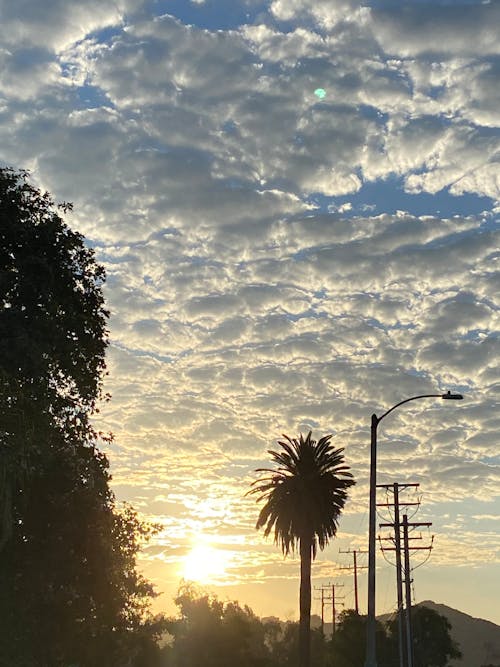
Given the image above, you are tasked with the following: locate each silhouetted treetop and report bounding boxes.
[0,166,108,416]
[0,168,162,666]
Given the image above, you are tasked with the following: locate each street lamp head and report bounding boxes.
[441,390,463,400]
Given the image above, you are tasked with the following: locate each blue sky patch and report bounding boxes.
[310,178,495,219]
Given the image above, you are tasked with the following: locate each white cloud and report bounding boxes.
[270,0,364,29]
[0,0,142,52]
[0,0,498,622]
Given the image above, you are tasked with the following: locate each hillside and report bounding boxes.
[280,602,500,667]
[415,601,500,667]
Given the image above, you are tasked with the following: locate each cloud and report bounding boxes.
[270,0,364,29]
[0,0,498,621]
[370,4,500,58]
[0,0,142,52]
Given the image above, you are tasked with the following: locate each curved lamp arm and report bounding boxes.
[365,388,463,667]
[377,391,463,424]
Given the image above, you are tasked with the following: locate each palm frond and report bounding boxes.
[250,432,355,558]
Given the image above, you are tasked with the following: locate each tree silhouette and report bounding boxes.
[164,584,274,667]
[329,610,392,667]
[389,606,462,667]
[0,166,108,551]
[0,167,163,665]
[249,432,355,667]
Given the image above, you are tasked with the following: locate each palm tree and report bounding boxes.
[249,431,355,667]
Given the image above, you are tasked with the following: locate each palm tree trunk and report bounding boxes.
[299,536,312,667]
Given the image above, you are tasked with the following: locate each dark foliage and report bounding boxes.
[0,167,163,666]
[329,610,393,667]
[249,432,355,667]
[398,605,462,667]
[329,606,461,667]
[250,433,355,557]
[0,166,109,547]
[154,588,465,667]
[163,584,275,667]
[163,585,329,667]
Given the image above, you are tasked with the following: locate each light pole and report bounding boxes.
[364,391,463,667]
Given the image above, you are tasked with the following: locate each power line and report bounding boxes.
[338,548,368,614]
[377,482,433,667]
[313,582,344,636]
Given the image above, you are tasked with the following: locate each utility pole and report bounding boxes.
[314,585,327,635]
[332,584,336,634]
[377,483,420,667]
[332,583,345,634]
[363,391,462,667]
[403,515,432,667]
[380,506,432,667]
[403,515,413,667]
[314,583,344,636]
[339,549,368,614]
[321,587,325,634]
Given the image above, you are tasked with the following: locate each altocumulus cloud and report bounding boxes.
[0,0,498,620]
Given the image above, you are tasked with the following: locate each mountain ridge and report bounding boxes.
[315,600,500,667]
[416,600,500,667]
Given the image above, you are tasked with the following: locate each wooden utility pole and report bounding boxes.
[314,584,327,636]
[332,584,336,634]
[321,587,325,632]
[314,583,344,636]
[403,515,413,667]
[377,483,420,667]
[379,490,432,667]
[339,548,368,614]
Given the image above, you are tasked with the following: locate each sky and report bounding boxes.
[1,0,499,626]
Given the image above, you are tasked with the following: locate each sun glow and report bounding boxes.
[182,544,230,583]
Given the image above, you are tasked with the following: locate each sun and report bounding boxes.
[182,544,229,583]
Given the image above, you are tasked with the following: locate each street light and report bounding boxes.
[364,391,463,667]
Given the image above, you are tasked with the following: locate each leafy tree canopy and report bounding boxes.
[389,605,462,667]
[153,588,465,667]
[0,167,108,409]
[1,167,110,546]
[164,584,275,667]
[329,606,462,667]
[0,168,163,666]
[329,610,393,667]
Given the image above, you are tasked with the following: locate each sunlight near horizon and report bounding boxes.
[182,543,231,583]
